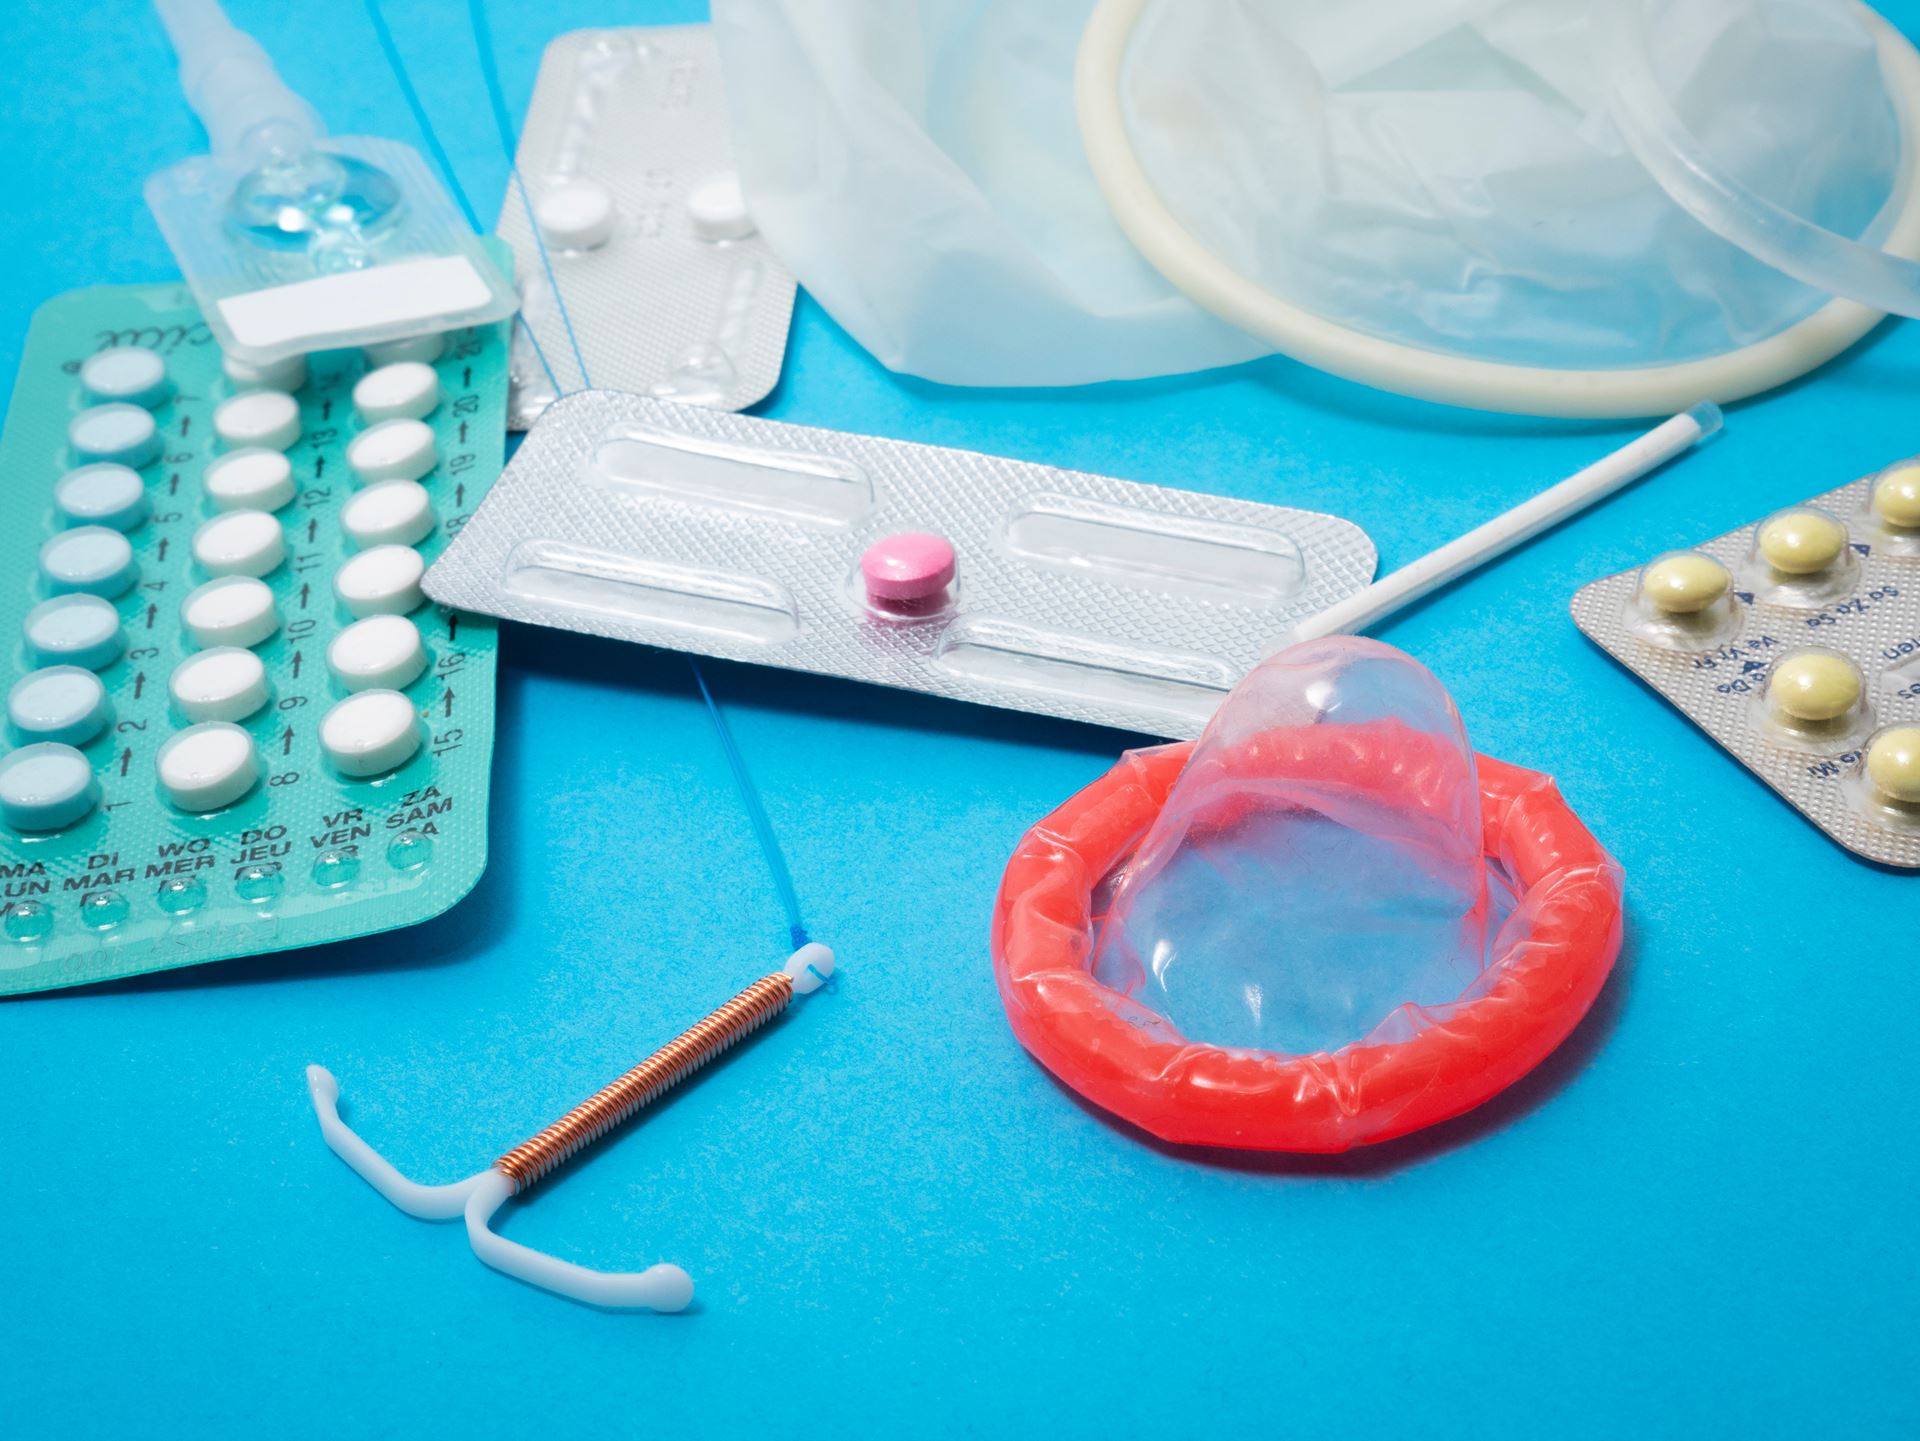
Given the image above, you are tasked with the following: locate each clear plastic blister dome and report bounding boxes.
[1626,548,1743,651]
[992,636,1626,1152]
[1740,505,1861,607]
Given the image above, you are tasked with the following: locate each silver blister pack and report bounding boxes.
[499,25,795,428]
[1571,463,1920,868]
[424,391,1378,738]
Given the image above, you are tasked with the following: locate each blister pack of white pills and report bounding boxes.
[499,25,795,429]
[424,391,1378,738]
[1571,457,1920,868]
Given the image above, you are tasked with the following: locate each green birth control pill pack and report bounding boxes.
[0,280,508,994]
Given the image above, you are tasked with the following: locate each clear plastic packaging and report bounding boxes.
[713,0,1920,414]
[992,636,1624,1151]
[498,25,795,427]
[146,0,517,362]
[1572,463,1920,868]
[423,391,1377,739]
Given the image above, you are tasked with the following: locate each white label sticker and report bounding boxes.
[219,256,492,353]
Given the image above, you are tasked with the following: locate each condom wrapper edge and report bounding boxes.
[991,733,1625,1152]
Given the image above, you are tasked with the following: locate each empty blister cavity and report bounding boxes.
[589,422,874,527]
[499,26,796,424]
[503,541,800,644]
[1742,505,1859,607]
[54,464,149,532]
[1625,548,1742,651]
[1001,495,1306,605]
[933,618,1233,727]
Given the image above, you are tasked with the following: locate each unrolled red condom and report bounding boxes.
[991,637,1623,1152]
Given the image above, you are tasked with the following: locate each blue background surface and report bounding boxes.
[2,3,1917,1435]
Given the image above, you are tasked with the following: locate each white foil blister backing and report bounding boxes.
[1572,473,1920,868]
[424,391,1378,738]
[500,25,794,428]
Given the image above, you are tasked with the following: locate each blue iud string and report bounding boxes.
[361,0,811,951]
[359,0,566,404]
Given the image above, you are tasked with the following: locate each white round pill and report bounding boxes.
[182,576,280,649]
[41,526,137,597]
[54,463,149,531]
[353,362,441,424]
[327,614,426,692]
[333,545,426,618]
[24,594,123,670]
[69,403,162,467]
[0,743,100,832]
[321,689,421,777]
[203,448,297,512]
[214,390,301,451]
[192,510,285,578]
[347,418,438,484]
[363,333,446,368]
[687,171,755,241]
[342,480,435,549]
[536,177,618,250]
[223,351,307,392]
[157,722,260,813]
[168,647,269,723]
[81,347,169,408]
[8,667,110,747]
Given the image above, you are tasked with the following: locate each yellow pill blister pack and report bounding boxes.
[1572,458,1920,868]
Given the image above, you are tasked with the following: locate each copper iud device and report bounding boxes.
[307,942,835,1310]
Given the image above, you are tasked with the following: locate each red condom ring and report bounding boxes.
[992,727,1624,1152]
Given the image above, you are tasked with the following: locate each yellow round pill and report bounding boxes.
[1767,651,1862,723]
[1872,464,1920,531]
[1641,552,1730,615]
[1866,726,1920,803]
[1758,510,1847,575]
